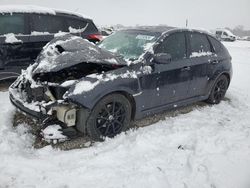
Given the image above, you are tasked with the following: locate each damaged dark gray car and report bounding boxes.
[9,27,232,142]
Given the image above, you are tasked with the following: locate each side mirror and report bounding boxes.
[153,53,172,64]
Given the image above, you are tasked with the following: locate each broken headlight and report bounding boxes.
[52,105,77,127]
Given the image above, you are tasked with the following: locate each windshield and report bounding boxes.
[98,31,158,61]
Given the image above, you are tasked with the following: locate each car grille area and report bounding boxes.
[26,85,47,102]
[13,78,50,103]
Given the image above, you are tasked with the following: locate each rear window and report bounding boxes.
[0,14,26,35]
[189,33,212,53]
[208,36,222,53]
[31,14,66,33]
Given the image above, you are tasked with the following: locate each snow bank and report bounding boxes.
[1,41,250,188]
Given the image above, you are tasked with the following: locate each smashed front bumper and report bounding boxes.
[9,78,83,141]
[9,90,49,121]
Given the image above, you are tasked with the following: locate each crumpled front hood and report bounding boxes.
[33,34,127,74]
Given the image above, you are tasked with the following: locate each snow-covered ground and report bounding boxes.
[0,41,250,188]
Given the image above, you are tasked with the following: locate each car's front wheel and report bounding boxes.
[86,93,132,141]
[206,75,229,104]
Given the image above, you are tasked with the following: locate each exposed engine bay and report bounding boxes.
[10,61,123,143]
[33,62,121,84]
[9,34,127,143]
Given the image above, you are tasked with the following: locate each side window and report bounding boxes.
[208,36,222,53]
[66,18,88,32]
[0,13,26,35]
[223,32,228,36]
[31,14,66,33]
[155,32,186,61]
[189,33,212,54]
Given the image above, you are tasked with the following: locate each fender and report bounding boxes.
[65,75,141,110]
[205,52,232,95]
[206,70,232,96]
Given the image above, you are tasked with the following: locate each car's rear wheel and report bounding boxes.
[206,75,229,104]
[86,93,132,141]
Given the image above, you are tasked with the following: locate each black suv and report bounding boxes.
[0,5,102,81]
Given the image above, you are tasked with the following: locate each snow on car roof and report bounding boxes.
[0,5,92,20]
[122,26,213,37]
[123,26,175,34]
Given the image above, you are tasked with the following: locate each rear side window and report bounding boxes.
[31,14,66,33]
[189,33,212,54]
[208,36,222,53]
[0,14,26,35]
[155,32,186,61]
[66,18,88,32]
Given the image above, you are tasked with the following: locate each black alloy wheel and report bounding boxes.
[206,75,229,104]
[86,93,132,141]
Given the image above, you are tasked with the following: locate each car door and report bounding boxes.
[0,13,32,79]
[140,31,191,111]
[187,32,214,98]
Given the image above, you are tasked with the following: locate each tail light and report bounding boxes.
[87,34,103,41]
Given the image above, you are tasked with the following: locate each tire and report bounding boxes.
[206,75,229,104]
[86,93,132,141]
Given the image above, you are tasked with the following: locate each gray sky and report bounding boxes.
[1,0,250,30]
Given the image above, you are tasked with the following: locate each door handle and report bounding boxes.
[181,66,190,71]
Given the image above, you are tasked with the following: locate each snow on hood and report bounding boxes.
[33,34,127,74]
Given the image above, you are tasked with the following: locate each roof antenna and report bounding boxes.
[186,19,188,27]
